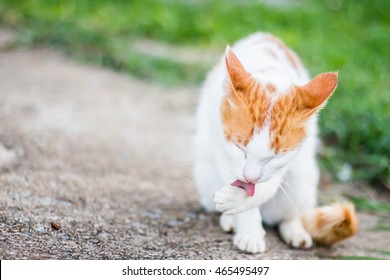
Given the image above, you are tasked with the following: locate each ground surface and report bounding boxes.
[0,28,389,260]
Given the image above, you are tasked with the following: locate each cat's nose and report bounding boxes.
[243,168,261,183]
[243,174,261,183]
[243,163,262,183]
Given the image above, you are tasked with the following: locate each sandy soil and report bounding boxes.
[0,28,388,259]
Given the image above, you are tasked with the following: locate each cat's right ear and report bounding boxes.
[224,46,254,94]
[294,72,338,111]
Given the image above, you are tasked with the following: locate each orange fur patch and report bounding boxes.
[221,81,270,145]
[221,48,270,145]
[270,72,338,154]
[295,72,338,109]
[302,203,358,246]
[269,90,310,154]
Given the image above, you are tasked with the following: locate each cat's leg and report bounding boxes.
[233,207,266,253]
[220,213,235,232]
[263,185,315,249]
[279,217,312,248]
[279,164,318,248]
[219,207,265,253]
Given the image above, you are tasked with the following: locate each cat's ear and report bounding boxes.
[294,72,338,110]
[225,46,255,93]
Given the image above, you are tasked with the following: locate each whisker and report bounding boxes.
[179,169,221,184]
[181,164,221,183]
[179,167,227,187]
[173,161,219,168]
[174,160,233,193]
[280,180,309,208]
[279,184,300,215]
[197,166,233,188]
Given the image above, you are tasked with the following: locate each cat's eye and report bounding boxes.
[263,156,273,163]
[235,144,247,159]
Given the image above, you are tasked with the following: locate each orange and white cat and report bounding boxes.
[194,32,357,253]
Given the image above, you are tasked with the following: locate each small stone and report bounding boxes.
[97,232,109,243]
[51,221,61,230]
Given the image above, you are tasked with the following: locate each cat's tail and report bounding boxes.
[302,202,358,246]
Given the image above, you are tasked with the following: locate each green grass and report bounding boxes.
[371,224,390,231]
[323,255,384,260]
[320,250,390,260]
[370,250,390,256]
[349,196,390,214]
[320,249,390,260]
[0,0,389,187]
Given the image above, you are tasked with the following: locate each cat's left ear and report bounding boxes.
[294,72,338,110]
[224,45,255,94]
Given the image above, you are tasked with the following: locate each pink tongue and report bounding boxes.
[231,180,256,197]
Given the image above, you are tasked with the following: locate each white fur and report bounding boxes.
[194,32,322,253]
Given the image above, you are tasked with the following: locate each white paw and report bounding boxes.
[286,231,313,249]
[220,214,235,233]
[213,186,247,214]
[281,227,313,249]
[233,233,266,253]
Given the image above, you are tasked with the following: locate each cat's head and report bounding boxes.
[221,47,338,183]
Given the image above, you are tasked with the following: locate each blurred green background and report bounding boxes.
[0,0,388,189]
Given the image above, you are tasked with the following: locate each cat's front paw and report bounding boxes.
[233,233,266,253]
[213,186,247,214]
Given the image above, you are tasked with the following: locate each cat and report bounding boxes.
[194,32,357,253]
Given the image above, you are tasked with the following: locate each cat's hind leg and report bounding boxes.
[279,217,313,248]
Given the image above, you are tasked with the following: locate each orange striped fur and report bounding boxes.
[270,72,338,154]
[221,48,270,145]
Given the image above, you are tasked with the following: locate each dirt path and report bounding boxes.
[0,29,388,259]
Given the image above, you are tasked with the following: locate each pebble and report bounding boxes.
[51,221,61,230]
[97,232,109,243]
